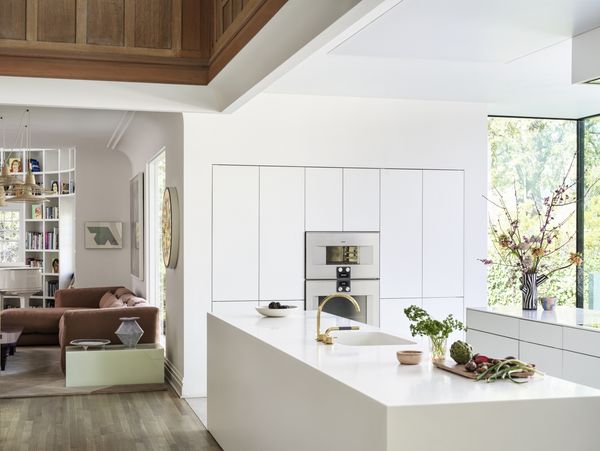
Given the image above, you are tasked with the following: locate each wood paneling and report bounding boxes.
[134,0,172,49]
[38,0,77,43]
[87,0,125,46]
[0,0,27,40]
[0,0,286,84]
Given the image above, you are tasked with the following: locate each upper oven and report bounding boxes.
[305,232,380,280]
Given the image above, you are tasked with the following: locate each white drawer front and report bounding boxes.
[519,341,562,378]
[563,327,600,358]
[466,309,519,339]
[563,350,600,389]
[466,329,519,359]
[519,320,562,349]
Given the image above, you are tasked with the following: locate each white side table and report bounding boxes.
[66,343,164,387]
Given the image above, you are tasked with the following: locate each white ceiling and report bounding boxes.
[267,0,600,118]
[0,106,124,149]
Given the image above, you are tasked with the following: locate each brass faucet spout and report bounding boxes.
[316,293,361,344]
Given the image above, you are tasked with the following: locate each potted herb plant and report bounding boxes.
[404,305,464,361]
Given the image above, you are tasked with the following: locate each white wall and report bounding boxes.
[75,148,131,289]
[117,112,185,392]
[182,93,488,397]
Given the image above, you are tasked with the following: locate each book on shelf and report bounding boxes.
[45,206,59,219]
[31,204,42,220]
[26,257,43,267]
[26,231,43,250]
[47,280,59,297]
[45,227,59,250]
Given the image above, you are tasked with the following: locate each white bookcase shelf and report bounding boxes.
[1,147,76,309]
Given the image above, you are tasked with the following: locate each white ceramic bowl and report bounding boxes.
[256,306,298,317]
[396,350,423,365]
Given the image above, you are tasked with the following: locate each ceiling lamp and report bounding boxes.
[5,110,50,204]
[0,115,24,188]
[0,185,7,207]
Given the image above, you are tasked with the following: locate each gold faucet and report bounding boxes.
[316,293,361,344]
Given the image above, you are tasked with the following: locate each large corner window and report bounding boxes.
[148,149,167,337]
[488,117,577,307]
[0,206,24,266]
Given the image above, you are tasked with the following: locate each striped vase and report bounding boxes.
[520,272,548,310]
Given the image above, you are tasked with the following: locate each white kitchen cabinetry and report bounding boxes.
[379,298,422,342]
[466,329,519,358]
[380,170,422,299]
[343,168,380,231]
[212,166,259,301]
[260,167,305,301]
[422,170,463,298]
[563,351,600,389]
[520,342,562,377]
[305,168,343,231]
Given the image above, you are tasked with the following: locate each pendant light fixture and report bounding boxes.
[0,115,24,190]
[6,109,50,204]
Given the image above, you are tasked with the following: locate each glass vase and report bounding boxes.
[429,336,447,362]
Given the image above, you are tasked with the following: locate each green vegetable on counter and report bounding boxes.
[474,359,542,384]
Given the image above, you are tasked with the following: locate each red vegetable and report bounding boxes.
[474,355,489,364]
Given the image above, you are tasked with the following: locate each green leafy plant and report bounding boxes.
[403,305,464,339]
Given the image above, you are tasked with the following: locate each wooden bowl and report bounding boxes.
[396,350,423,365]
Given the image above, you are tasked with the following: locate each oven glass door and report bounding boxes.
[319,295,367,323]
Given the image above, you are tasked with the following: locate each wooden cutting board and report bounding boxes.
[433,361,532,380]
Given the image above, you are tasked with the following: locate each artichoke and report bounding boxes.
[450,340,473,364]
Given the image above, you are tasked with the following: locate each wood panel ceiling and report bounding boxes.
[0,0,287,85]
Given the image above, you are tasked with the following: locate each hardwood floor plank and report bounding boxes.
[0,390,221,450]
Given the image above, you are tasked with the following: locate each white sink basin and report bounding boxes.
[334,331,415,346]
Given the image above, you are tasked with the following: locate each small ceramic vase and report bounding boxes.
[115,317,144,348]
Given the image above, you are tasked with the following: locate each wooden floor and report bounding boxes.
[0,390,222,451]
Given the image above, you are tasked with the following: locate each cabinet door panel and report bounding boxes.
[260,167,305,301]
[563,351,600,389]
[305,168,342,231]
[423,170,464,297]
[343,168,380,231]
[466,309,519,339]
[466,329,519,359]
[423,298,465,344]
[380,170,422,298]
[213,166,259,301]
[380,298,422,343]
[519,341,562,378]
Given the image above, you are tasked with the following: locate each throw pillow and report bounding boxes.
[115,287,134,298]
[99,291,124,309]
[126,296,148,307]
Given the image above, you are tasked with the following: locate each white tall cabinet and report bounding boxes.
[259,167,304,301]
[212,165,465,329]
[212,166,259,302]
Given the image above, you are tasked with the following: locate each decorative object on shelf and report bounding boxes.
[28,158,40,172]
[540,296,557,311]
[84,221,123,249]
[115,317,144,348]
[52,258,59,273]
[130,172,144,279]
[69,339,110,350]
[480,152,586,310]
[8,158,21,173]
[51,180,58,193]
[162,186,180,269]
[396,350,422,365]
[32,204,42,219]
[404,305,464,362]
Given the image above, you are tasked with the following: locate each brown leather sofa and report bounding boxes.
[0,286,159,373]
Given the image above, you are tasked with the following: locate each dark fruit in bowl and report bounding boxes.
[267,302,294,309]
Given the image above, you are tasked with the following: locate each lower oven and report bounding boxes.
[305,279,379,326]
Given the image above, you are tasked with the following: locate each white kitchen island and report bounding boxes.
[208,311,600,451]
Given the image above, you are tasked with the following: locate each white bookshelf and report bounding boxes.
[1,148,76,309]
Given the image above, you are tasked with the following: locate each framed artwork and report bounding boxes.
[130,172,144,279]
[84,222,123,249]
[8,158,22,173]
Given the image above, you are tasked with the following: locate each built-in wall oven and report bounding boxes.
[305,232,380,326]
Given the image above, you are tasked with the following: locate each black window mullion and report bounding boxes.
[576,119,585,309]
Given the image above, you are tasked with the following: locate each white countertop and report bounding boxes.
[469,305,600,332]
[209,310,600,408]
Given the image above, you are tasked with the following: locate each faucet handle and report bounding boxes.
[337,326,359,331]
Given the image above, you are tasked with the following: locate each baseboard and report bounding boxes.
[164,358,183,397]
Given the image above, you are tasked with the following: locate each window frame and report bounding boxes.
[0,204,25,267]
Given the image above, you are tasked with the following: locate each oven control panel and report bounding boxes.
[336,266,351,292]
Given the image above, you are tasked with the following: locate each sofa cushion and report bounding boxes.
[115,287,134,298]
[99,291,123,309]
[0,307,89,335]
[120,293,148,307]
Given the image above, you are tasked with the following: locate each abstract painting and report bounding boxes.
[85,222,123,249]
